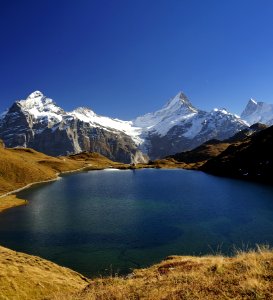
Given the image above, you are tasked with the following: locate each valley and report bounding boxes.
[1,91,273,300]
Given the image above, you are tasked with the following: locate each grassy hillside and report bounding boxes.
[0,245,272,300]
[0,146,84,195]
[201,125,273,183]
[162,123,268,171]
[167,139,231,167]
[0,246,89,300]
[72,247,273,300]
[0,144,126,212]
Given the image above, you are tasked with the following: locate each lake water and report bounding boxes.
[1,169,273,277]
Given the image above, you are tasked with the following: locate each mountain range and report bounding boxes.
[0,91,272,163]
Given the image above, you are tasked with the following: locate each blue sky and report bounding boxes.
[1,0,273,119]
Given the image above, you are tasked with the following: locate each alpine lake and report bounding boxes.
[1,169,273,277]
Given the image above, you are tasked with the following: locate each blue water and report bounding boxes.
[1,169,273,277]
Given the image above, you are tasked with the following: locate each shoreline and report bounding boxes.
[0,243,272,299]
[0,164,94,213]
[0,162,188,213]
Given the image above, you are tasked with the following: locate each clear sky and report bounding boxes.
[1,0,273,119]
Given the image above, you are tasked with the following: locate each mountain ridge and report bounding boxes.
[0,90,254,162]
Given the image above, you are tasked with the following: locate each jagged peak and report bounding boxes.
[175,91,190,102]
[18,91,52,109]
[14,91,65,120]
[163,91,194,109]
[241,98,259,118]
[245,98,258,109]
[27,90,44,99]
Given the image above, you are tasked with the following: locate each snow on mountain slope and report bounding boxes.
[133,92,247,140]
[201,108,248,138]
[0,91,145,162]
[15,91,144,145]
[0,90,251,160]
[11,90,247,145]
[70,107,143,145]
[241,99,273,125]
[18,91,66,124]
[0,110,7,121]
[131,93,249,158]
[133,92,198,136]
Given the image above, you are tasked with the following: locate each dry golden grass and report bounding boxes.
[1,245,273,300]
[54,246,273,300]
[0,246,90,300]
[66,152,129,170]
[0,147,85,194]
[0,146,126,212]
[145,158,204,170]
[0,195,26,213]
[1,145,273,299]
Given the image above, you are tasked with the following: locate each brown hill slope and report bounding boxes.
[1,245,272,300]
[168,139,230,165]
[0,143,125,212]
[0,147,84,195]
[162,123,268,170]
[0,246,89,300]
[201,124,273,183]
[69,247,273,300]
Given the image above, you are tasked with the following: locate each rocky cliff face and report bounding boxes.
[0,91,144,163]
[0,91,250,162]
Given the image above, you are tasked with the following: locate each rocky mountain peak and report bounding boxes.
[249,98,258,105]
[241,98,258,119]
[163,91,197,113]
[17,91,65,119]
[0,90,255,162]
[27,90,44,99]
[133,91,199,134]
[241,98,273,126]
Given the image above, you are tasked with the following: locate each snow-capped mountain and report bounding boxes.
[0,91,146,163]
[241,98,273,125]
[133,92,248,158]
[133,92,198,135]
[70,107,143,145]
[0,91,249,162]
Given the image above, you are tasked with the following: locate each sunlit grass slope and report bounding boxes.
[0,246,89,300]
[0,142,125,212]
[58,246,273,300]
[0,245,272,300]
